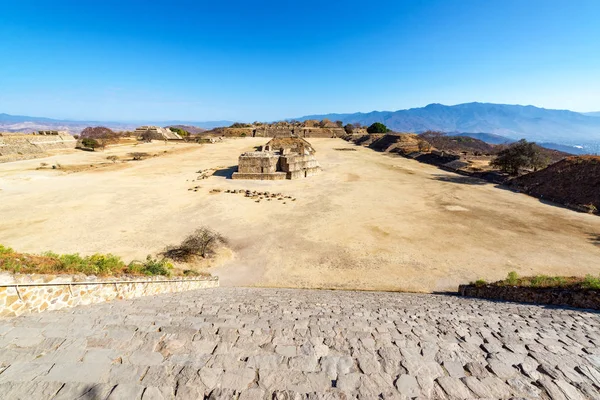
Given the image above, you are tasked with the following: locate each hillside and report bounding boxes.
[297,102,600,146]
[448,132,512,145]
[508,156,600,213]
[0,113,231,134]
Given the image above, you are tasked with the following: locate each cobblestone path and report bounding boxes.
[1,288,600,399]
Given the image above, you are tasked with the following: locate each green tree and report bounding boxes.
[366,122,390,134]
[81,138,99,150]
[491,139,549,175]
[343,124,354,134]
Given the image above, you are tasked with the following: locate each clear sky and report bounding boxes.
[1,0,599,122]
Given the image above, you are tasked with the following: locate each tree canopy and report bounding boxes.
[366,122,391,134]
[491,139,549,175]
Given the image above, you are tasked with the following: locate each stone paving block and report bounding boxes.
[53,382,116,399]
[127,350,165,365]
[442,360,465,378]
[0,363,54,382]
[553,379,585,400]
[0,381,64,399]
[487,359,518,379]
[436,376,474,399]
[141,386,174,400]
[82,348,120,364]
[394,374,420,397]
[220,368,257,390]
[537,377,568,400]
[506,375,542,398]
[107,383,146,399]
[43,362,111,383]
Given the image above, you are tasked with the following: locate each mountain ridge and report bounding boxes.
[295,102,600,144]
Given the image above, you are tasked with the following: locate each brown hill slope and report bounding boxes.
[508,156,600,213]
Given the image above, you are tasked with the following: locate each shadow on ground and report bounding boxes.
[590,233,600,247]
[213,165,238,179]
[430,174,488,185]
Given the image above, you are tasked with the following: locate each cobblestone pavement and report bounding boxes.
[1,288,600,399]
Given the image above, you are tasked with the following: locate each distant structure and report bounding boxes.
[36,130,68,135]
[134,126,183,141]
[0,131,76,163]
[232,137,320,180]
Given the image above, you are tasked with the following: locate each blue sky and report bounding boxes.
[1,0,599,121]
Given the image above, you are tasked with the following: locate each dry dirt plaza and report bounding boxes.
[0,137,599,292]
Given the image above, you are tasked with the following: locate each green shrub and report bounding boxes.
[85,254,125,275]
[183,269,200,276]
[81,137,99,149]
[128,256,173,276]
[506,271,518,285]
[0,245,14,255]
[473,279,487,287]
[583,275,600,290]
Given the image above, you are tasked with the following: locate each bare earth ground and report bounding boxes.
[0,138,598,292]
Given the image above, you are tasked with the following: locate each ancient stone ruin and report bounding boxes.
[232,137,320,180]
[0,132,77,163]
[134,126,183,141]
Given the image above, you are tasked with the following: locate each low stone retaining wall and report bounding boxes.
[0,273,219,317]
[459,284,600,310]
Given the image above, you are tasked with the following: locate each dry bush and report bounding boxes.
[129,152,149,161]
[162,227,228,261]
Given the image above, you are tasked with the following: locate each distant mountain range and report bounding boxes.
[297,102,600,151]
[0,113,231,134]
[2,102,600,154]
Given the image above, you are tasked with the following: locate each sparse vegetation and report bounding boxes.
[162,227,228,261]
[128,255,173,276]
[0,245,174,276]
[106,155,118,163]
[366,122,391,134]
[167,127,189,137]
[230,122,252,128]
[475,271,600,290]
[129,152,149,161]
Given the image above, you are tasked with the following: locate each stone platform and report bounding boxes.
[0,288,599,399]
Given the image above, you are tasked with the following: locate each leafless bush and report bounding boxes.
[162,227,228,261]
[129,152,149,161]
[106,155,118,163]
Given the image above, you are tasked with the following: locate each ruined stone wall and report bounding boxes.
[459,284,600,310]
[237,153,280,174]
[0,134,77,163]
[280,154,319,172]
[0,274,219,317]
[253,128,294,137]
[299,128,345,138]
